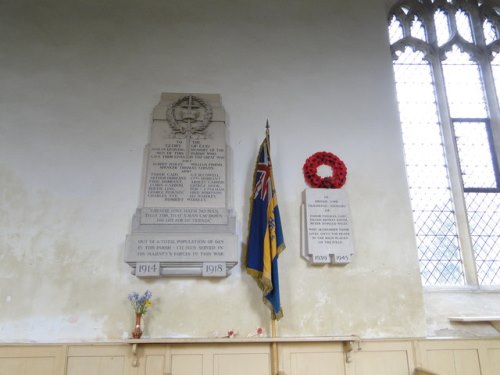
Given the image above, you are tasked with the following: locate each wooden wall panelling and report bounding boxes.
[279,342,346,375]
[140,344,170,375]
[482,340,500,375]
[66,344,137,375]
[1,337,500,375]
[212,345,271,375]
[416,339,500,375]
[0,345,65,375]
[486,346,500,375]
[170,344,210,375]
[429,349,480,375]
[170,343,271,375]
[345,340,415,375]
[417,341,481,375]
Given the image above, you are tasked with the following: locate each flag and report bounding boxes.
[245,136,285,320]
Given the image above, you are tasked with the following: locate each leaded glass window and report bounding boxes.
[388,0,500,287]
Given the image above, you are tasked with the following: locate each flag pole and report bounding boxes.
[265,120,271,156]
[267,119,279,375]
[271,318,279,375]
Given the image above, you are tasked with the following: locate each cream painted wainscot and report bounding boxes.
[127,336,361,372]
[1,336,500,375]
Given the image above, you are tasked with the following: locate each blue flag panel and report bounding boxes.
[246,137,285,320]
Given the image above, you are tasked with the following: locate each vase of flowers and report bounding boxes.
[128,290,152,339]
[132,313,143,339]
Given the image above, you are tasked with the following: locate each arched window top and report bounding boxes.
[435,8,451,45]
[455,8,474,42]
[389,0,500,61]
[389,16,405,44]
[441,46,488,117]
[411,15,427,40]
[388,1,427,40]
[483,18,498,43]
[480,4,500,44]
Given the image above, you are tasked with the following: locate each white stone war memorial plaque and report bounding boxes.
[302,188,354,264]
[125,93,238,277]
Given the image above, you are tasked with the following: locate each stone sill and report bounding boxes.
[449,316,500,332]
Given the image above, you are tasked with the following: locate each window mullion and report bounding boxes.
[428,54,479,286]
[480,62,500,175]
[469,4,500,174]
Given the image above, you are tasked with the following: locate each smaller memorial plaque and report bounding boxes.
[304,188,354,264]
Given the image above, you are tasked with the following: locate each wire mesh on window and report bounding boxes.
[393,47,465,286]
[454,121,498,189]
[465,193,500,285]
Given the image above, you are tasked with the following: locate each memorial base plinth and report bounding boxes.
[124,228,238,278]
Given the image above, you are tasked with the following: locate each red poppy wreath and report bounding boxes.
[303,152,347,189]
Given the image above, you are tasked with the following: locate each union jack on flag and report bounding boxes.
[245,136,286,320]
[254,159,271,200]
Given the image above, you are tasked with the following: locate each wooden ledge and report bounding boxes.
[126,336,360,345]
[127,336,361,367]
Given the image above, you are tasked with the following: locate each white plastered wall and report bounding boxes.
[0,0,498,342]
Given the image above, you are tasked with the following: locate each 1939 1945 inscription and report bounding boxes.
[302,188,354,265]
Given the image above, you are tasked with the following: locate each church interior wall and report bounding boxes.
[0,0,498,343]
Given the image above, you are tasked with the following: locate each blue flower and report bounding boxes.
[128,290,153,315]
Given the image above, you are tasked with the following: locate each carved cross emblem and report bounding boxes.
[166,95,213,158]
